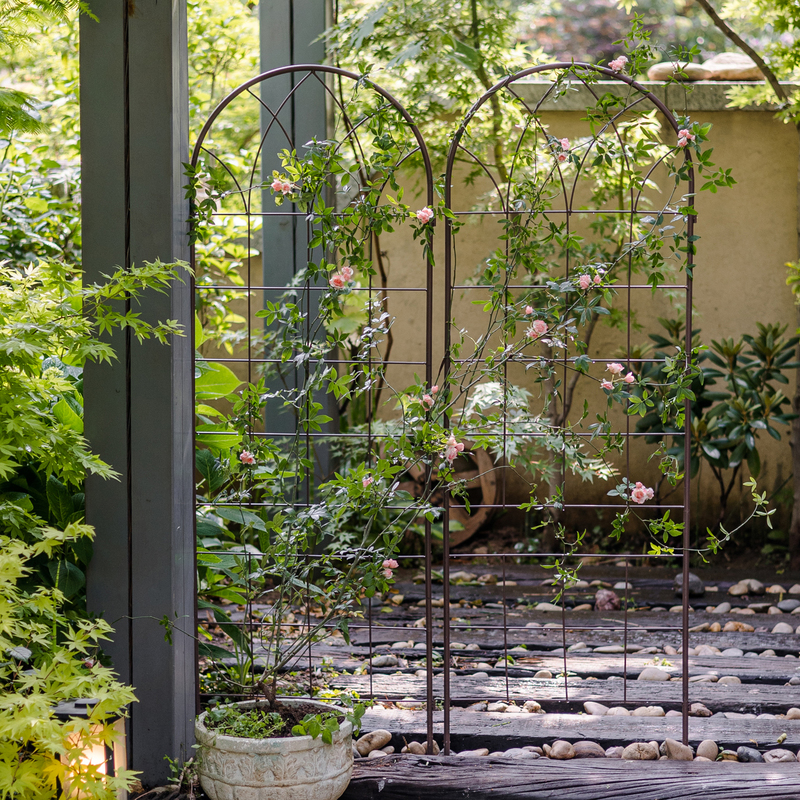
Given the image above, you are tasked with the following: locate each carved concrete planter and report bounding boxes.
[195,699,353,800]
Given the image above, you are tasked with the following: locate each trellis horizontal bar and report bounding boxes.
[202,208,688,217]
[197,501,683,510]
[200,355,677,366]
[196,284,427,292]
[197,549,676,559]
[451,357,682,364]
[200,621,686,633]
[198,554,679,562]
[451,284,688,290]
[200,429,684,438]
[206,357,427,365]
[451,209,686,216]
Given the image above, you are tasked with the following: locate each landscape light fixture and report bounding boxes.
[53,698,128,800]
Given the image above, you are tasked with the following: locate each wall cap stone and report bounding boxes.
[515,79,799,113]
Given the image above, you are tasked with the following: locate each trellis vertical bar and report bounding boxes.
[682,164,696,747]
[560,567,567,695]
[623,561,629,703]
[423,203,436,754]
[502,556,509,704]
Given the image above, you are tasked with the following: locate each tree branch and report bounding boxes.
[693,0,789,107]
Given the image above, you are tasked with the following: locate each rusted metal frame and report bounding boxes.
[190,64,435,716]
[191,62,695,751]
[682,160,696,747]
[438,61,694,747]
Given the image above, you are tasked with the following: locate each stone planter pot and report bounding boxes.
[195,699,353,800]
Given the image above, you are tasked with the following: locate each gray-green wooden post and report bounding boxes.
[259,0,334,473]
[81,0,195,786]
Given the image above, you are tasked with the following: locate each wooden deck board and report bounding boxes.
[356,708,800,749]
[342,755,800,800]
[331,673,800,713]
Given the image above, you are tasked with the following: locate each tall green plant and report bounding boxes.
[0,257,186,798]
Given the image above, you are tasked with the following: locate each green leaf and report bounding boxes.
[196,424,242,453]
[46,474,74,527]
[195,362,243,400]
[52,397,84,433]
[442,33,483,71]
[747,446,761,479]
[195,313,208,349]
[48,559,85,599]
[23,196,49,215]
[196,448,225,493]
[199,641,234,660]
[213,506,267,532]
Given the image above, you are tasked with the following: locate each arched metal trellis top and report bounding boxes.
[190,63,435,206]
[190,61,698,753]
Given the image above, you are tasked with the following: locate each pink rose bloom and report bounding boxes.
[677,137,688,148]
[270,178,284,192]
[340,266,354,281]
[422,393,434,408]
[329,273,347,289]
[415,207,434,223]
[382,559,399,570]
[444,435,465,464]
[524,305,533,315]
[579,274,591,290]
[557,152,568,163]
[678,129,695,141]
[239,450,256,465]
[609,56,628,72]
[382,568,393,579]
[606,362,624,375]
[594,274,602,285]
[362,476,373,488]
[531,319,547,336]
[630,481,655,504]
[560,137,570,150]
[280,182,294,194]
[601,379,613,391]
[623,372,636,384]
[431,385,439,394]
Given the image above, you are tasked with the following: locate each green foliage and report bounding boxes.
[0,0,86,135]
[517,0,734,65]
[634,318,797,524]
[0,257,186,797]
[204,705,285,738]
[204,701,365,744]
[709,0,800,126]
[0,138,81,267]
[0,529,138,799]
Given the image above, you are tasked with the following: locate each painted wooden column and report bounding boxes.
[80,0,195,786]
[259,0,334,475]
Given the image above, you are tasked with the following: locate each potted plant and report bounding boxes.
[195,698,364,800]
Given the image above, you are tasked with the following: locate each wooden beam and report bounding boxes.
[353,708,800,750]
[343,755,800,800]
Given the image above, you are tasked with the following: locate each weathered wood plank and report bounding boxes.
[310,648,800,682]
[341,755,800,800]
[348,612,800,653]
[331,673,800,713]
[356,708,800,750]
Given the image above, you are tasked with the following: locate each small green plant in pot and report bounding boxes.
[195,699,365,800]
